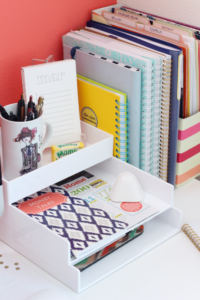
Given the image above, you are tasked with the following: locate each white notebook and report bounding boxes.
[21,60,81,147]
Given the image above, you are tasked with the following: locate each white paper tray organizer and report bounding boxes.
[0,122,181,293]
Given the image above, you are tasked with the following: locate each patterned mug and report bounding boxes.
[1,103,52,181]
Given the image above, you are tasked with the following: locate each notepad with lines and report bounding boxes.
[21,60,81,147]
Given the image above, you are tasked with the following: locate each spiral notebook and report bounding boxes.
[86,20,182,185]
[80,25,173,181]
[77,75,128,161]
[63,31,153,170]
[77,28,162,177]
[63,45,141,168]
[182,221,200,251]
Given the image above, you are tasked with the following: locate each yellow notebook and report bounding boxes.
[77,75,128,162]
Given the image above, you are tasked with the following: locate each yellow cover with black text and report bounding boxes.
[77,75,128,162]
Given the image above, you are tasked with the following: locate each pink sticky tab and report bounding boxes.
[18,192,68,215]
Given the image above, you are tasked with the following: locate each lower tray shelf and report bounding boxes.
[0,157,181,293]
[0,205,181,293]
[81,208,180,291]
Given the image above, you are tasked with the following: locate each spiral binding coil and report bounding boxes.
[141,60,172,176]
[151,60,171,179]
[115,99,129,162]
[150,64,162,177]
[158,59,172,182]
[140,65,154,173]
[182,224,200,251]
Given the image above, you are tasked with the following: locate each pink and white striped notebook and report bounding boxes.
[176,112,200,188]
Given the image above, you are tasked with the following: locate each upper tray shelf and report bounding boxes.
[1,121,113,204]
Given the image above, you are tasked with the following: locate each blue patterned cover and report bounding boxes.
[13,185,128,258]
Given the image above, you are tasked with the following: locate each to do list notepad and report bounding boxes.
[22,60,81,147]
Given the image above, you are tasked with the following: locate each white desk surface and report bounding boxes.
[1,179,200,300]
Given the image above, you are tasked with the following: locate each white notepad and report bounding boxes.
[21,60,81,147]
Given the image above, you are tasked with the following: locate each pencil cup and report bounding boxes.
[1,103,52,181]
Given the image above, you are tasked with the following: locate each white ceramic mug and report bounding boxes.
[1,103,52,181]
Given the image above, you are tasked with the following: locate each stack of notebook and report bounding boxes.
[62,3,200,186]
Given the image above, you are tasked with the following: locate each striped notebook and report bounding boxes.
[77,75,129,162]
[176,112,200,188]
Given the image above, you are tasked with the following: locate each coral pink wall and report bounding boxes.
[0,0,115,107]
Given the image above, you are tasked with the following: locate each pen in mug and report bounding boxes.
[20,95,25,121]
[17,94,22,121]
[27,95,34,114]
[1,95,44,122]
